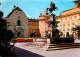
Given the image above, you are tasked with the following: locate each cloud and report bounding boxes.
[26,14,32,18]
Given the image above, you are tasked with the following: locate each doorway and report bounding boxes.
[17,32,20,37]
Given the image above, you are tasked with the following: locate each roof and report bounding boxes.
[62,8,74,14]
[28,18,39,22]
[7,7,22,18]
[58,2,78,17]
[40,10,49,16]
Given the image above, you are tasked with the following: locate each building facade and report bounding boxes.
[39,10,50,37]
[56,2,80,39]
[28,18,40,37]
[6,5,29,37]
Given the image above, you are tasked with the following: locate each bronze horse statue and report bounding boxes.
[49,2,58,13]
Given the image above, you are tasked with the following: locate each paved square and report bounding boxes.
[11,42,80,57]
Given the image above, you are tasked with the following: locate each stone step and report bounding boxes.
[72,46,80,48]
[46,48,62,51]
[48,45,71,48]
[47,46,80,51]
[44,43,80,51]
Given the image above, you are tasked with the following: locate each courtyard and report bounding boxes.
[11,42,80,57]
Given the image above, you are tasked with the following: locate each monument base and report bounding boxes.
[51,38,74,44]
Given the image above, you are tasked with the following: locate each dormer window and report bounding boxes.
[18,16,20,18]
[17,20,21,26]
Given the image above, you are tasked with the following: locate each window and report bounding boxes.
[72,23,74,25]
[31,23,32,25]
[18,16,20,18]
[31,30,32,32]
[68,29,69,31]
[67,18,69,21]
[31,26,32,28]
[33,30,35,32]
[63,19,65,22]
[17,20,21,26]
[63,24,65,26]
[72,20,74,23]
[68,23,69,26]
[74,16,76,18]
[63,29,65,31]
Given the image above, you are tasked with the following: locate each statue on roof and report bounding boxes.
[73,0,80,3]
[73,0,80,7]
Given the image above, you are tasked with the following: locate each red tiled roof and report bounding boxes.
[28,18,39,22]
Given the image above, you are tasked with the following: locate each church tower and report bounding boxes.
[7,5,29,38]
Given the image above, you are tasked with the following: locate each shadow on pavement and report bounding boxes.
[11,46,44,57]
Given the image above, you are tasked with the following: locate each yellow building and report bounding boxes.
[56,2,80,39]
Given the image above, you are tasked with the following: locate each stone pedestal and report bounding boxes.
[74,39,80,43]
[33,38,47,46]
[47,38,50,44]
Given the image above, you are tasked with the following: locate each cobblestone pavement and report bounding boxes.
[12,42,80,57]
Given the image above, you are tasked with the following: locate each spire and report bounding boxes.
[13,4,16,10]
[13,2,16,8]
[14,5,16,8]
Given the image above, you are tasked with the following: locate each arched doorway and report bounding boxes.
[30,33,36,37]
[17,32,20,37]
[16,27,24,37]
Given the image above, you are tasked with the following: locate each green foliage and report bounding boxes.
[66,32,70,38]
[0,11,14,43]
[37,34,41,37]
[60,32,63,36]
[0,11,15,56]
[10,38,17,42]
[52,29,60,38]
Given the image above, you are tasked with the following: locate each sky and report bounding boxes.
[0,0,75,19]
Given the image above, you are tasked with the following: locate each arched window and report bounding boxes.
[17,20,21,26]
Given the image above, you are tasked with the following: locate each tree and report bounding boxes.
[0,11,14,56]
[60,32,63,38]
[66,32,70,38]
[60,32,63,36]
[0,11,14,43]
[72,26,80,38]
